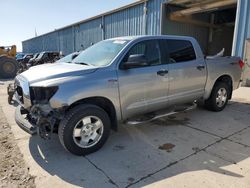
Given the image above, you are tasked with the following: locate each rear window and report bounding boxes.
[167,40,196,63]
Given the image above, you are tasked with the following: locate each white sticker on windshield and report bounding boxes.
[113,40,126,44]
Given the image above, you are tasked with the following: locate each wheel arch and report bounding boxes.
[205,74,233,100]
[67,96,118,131]
[214,75,233,99]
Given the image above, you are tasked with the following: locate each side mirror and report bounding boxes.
[121,54,147,69]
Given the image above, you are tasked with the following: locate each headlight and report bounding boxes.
[30,86,58,103]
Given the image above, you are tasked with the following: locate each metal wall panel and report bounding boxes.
[146,0,167,35]
[42,32,59,52]
[23,36,43,53]
[58,27,74,55]
[22,0,164,54]
[74,18,103,51]
[232,0,250,57]
[23,32,59,53]
[104,3,145,39]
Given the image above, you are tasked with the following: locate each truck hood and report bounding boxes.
[20,63,97,84]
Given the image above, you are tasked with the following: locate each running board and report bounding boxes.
[126,103,197,125]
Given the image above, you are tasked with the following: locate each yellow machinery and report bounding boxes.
[0,45,18,78]
[0,45,17,57]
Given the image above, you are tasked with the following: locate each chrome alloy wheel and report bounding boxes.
[216,88,227,107]
[73,116,104,148]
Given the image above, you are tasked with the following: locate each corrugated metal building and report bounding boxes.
[22,0,250,61]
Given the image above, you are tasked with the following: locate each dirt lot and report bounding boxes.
[0,80,250,188]
[0,106,35,188]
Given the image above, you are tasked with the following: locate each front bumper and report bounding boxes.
[15,103,64,139]
[15,105,37,135]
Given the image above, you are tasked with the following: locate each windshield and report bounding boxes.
[72,39,129,66]
[57,53,75,63]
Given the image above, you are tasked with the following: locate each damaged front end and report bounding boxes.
[15,83,65,139]
[29,103,60,139]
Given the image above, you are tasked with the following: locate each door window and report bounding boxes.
[122,40,161,68]
[166,40,196,63]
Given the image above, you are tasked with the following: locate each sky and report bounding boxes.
[0,0,137,52]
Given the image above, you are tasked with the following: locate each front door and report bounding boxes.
[117,39,169,119]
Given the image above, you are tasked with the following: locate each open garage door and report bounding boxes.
[161,0,237,56]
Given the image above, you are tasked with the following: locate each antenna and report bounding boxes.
[35,28,37,37]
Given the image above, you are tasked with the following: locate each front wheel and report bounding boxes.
[58,104,111,156]
[205,82,230,112]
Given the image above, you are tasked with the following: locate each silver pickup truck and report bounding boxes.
[14,35,244,155]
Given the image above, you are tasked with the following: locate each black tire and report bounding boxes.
[58,104,111,156]
[0,56,18,78]
[204,82,230,112]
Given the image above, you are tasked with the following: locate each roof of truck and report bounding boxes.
[109,35,195,41]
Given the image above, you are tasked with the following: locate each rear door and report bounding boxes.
[117,39,169,119]
[165,39,207,105]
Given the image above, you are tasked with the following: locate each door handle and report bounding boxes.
[157,69,168,76]
[196,65,205,70]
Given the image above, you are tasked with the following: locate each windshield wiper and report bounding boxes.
[74,62,91,66]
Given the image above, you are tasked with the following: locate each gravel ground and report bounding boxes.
[0,107,35,188]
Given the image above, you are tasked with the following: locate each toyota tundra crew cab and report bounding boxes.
[14,35,244,155]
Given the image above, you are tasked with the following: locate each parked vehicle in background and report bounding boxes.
[16,53,25,60]
[14,35,244,156]
[17,54,34,73]
[56,52,80,63]
[27,51,60,67]
[27,53,40,65]
[26,53,40,68]
[17,54,33,63]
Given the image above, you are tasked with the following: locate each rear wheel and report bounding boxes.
[0,56,18,78]
[58,104,111,156]
[205,82,230,111]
